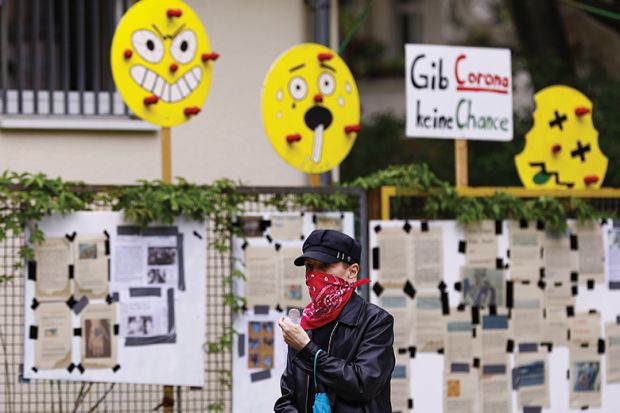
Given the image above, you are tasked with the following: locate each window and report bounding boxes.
[396,0,424,46]
[0,0,133,117]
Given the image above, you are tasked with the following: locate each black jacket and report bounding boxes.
[274,293,395,412]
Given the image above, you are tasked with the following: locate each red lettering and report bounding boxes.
[454,54,510,94]
[455,54,467,86]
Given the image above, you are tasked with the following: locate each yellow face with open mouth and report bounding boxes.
[111,0,215,127]
[261,43,361,174]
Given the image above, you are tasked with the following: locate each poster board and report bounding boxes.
[23,211,207,387]
[231,211,355,412]
[369,219,620,412]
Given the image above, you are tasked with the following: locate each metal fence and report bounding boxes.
[0,0,132,116]
[0,185,366,412]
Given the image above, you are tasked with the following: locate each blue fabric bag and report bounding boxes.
[313,349,331,413]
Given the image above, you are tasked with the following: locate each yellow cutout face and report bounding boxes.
[515,85,608,189]
[111,0,215,127]
[261,43,361,174]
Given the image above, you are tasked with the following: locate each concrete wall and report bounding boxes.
[0,0,318,186]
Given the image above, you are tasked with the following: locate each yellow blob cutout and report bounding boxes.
[515,85,608,189]
[111,0,214,127]
[261,43,361,174]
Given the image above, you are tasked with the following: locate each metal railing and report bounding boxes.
[0,0,133,117]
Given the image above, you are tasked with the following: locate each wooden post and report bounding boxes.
[162,127,172,184]
[454,139,468,188]
[309,173,321,187]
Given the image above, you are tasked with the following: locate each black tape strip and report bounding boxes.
[259,219,271,231]
[254,305,269,315]
[489,305,497,316]
[568,330,572,341]
[421,221,429,232]
[105,292,119,305]
[506,339,514,353]
[589,309,597,314]
[496,258,504,270]
[65,232,76,242]
[458,240,466,254]
[250,369,271,382]
[437,348,444,354]
[567,369,570,380]
[540,268,546,279]
[104,239,110,256]
[581,343,589,348]
[29,326,38,340]
[457,303,466,312]
[30,298,39,310]
[241,241,249,250]
[65,295,77,309]
[522,280,531,285]
[536,220,545,231]
[67,363,75,373]
[103,230,110,239]
[506,249,510,259]
[571,272,579,282]
[495,220,502,235]
[112,364,121,373]
[567,306,575,317]
[403,281,416,299]
[473,358,480,368]
[524,407,542,413]
[572,285,578,296]
[274,243,282,251]
[372,282,384,297]
[27,261,37,281]
[554,281,563,287]
[598,339,605,354]
[114,324,120,336]
[312,214,317,224]
[31,367,38,373]
[506,281,514,309]
[408,399,413,410]
[541,342,553,353]
[275,305,283,313]
[409,346,416,359]
[77,364,85,374]
[454,281,462,292]
[538,280,546,290]
[570,234,579,251]
[72,296,89,315]
[300,234,305,241]
[519,219,528,229]
[438,281,447,291]
[192,230,203,240]
[373,224,382,233]
[372,247,380,270]
[403,221,412,233]
[580,407,589,411]
[265,235,273,243]
[238,334,245,357]
[73,328,82,337]
[471,306,480,325]
[587,279,595,290]
[601,218,608,226]
[617,315,620,325]
[68,264,74,279]
[398,348,407,355]
[441,291,449,315]
[519,343,538,353]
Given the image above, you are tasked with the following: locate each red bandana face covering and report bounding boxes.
[300,271,370,330]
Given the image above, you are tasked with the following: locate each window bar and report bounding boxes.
[77,0,85,115]
[108,0,116,115]
[33,0,40,114]
[62,0,70,114]
[16,0,23,114]
[48,0,56,115]
[0,0,7,114]
[93,0,100,115]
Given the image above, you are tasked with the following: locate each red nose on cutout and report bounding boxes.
[314,94,323,103]
[584,175,599,185]
[318,53,333,62]
[123,49,133,59]
[167,9,183,18]
[184,106,201,116]
[201,52,220,62]
[344,125,361,134]
[143,95,158,106]
[286,134,302,143]
[170,63,178,73]
[551,144,561,154]
[575,107,590,117]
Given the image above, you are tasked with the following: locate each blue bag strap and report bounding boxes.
[313,349,324,388]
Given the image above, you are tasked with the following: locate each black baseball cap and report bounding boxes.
[294,229,361,266]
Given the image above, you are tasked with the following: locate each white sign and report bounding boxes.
[405,44,513,141]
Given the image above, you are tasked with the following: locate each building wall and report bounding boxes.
[0,0,317,186]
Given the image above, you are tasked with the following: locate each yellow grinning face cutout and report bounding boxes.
[111,0,216,127]
[515,85,608,189]
[261,43,361,174]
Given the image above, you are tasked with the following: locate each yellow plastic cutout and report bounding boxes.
[515,85,607,189]
[111,0,215,127]
[261,43,361,174]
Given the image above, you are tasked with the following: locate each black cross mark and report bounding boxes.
[549,110,568,130]
[570,141,591,162]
